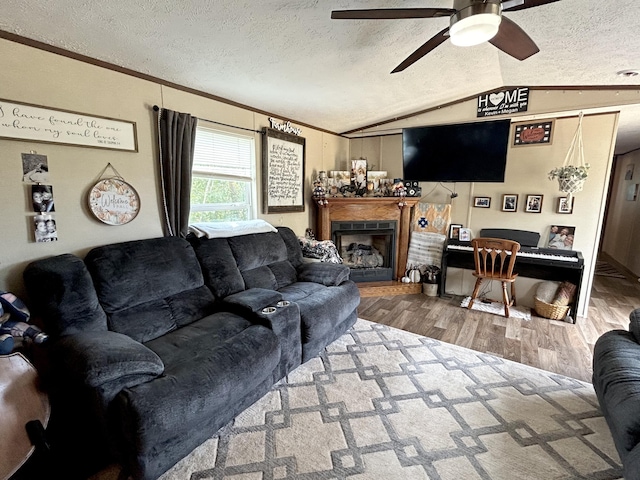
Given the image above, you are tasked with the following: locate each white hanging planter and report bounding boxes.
[548,112,589,200]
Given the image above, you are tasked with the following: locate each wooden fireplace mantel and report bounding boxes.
[316,196,419,281]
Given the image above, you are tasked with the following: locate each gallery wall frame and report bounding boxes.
[0,98,138,152]
[525,194,544,213]
[262,127,306,213]
[557,196,574,214]
[473,196,491,208]
[502,194,518,212]
[512,119,554,146]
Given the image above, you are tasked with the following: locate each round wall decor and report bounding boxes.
[88,177,140,225]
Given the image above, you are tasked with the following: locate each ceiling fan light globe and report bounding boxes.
[450,13,501,47]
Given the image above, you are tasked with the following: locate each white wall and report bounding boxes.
[0,38,348,297]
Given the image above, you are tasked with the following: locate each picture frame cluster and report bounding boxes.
[472,194,574,214]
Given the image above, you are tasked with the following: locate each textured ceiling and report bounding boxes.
[2,0,640,154]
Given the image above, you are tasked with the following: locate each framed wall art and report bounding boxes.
[525,194,543,213]
[625,164,635,180]
[512,120,554,146]
[262,127,306,213]
[473,196,491,208]
[502,194,518,212]
[0,98,138,151]
[557,196,574,214]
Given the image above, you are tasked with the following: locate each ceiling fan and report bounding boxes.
[331,0,560,73]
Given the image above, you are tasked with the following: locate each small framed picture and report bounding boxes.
[525,194,543,213]
[459,228,472,242]
[548,225,575,250]
[473,196,491,208]
[502,194,518,212]
[557,197,574,214]
[625,164,635,180]
[449,224,462,240]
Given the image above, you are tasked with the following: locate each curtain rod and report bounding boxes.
[152,105,262,134]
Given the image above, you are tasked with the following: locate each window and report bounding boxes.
[189,125,256,223]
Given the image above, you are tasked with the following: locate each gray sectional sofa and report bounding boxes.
[23,226,360,480]
[593,308,640,479]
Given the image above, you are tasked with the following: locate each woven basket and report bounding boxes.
[534,297,570,320]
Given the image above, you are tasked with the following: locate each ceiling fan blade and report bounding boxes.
[489,16,539,60]
[391,28,450,73]
[501,0,560,12]
[331,8,454,20]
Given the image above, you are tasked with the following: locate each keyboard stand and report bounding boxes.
[441,243,584,323]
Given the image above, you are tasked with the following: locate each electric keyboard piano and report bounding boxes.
[442,240,584,323]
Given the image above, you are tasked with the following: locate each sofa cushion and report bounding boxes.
[118,313,280,447]
[228,232,289,272]
[85,237,215,342]
[23,253,108,336]
[189,236,246,299]
[278,281,327,302]
[297,262,350,286]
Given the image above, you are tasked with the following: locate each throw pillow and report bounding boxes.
[552,281,577,306]
[535,281,560,303]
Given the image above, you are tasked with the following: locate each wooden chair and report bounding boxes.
[468,237,521,318]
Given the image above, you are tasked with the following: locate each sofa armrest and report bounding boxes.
[224,288,283,313]
[297,262,350,286]
[53,331,164,388]
[256,301,302,378]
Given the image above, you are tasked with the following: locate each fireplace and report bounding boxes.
[315,197,418,281]
[332,221,396,282]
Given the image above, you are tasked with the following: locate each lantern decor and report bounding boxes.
[548,112,589,202]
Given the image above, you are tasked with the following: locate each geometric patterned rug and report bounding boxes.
[96,319,623,479]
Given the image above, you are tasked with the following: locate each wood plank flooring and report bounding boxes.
[358,260,640,383]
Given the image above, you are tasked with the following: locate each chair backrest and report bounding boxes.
[471,237,521,280]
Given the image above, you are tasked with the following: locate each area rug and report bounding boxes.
[460,296,532,321]
[595,261,626,279]
[145,318,621,480]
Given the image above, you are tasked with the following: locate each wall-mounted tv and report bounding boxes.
[402,119,511,183]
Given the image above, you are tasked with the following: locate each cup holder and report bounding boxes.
[261,306,277,314]
[276,300,291,308]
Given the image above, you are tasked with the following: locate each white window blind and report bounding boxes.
[189,126,256,223]
[193,128,253,179]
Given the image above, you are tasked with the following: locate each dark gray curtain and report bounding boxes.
[157,108,198,237]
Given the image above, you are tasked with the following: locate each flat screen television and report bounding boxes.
[402,119,511,183]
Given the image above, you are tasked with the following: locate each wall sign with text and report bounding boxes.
[512,120,554,146]
[262,127,306,213]
[0,98,138,152]
[477,87,529,117]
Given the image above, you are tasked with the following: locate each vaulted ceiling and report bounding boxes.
[2,0,640,154]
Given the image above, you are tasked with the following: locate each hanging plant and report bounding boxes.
[548,112,588,200]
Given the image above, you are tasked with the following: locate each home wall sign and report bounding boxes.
[268,117,302,136]
[513,120,554,146]
[0,98,138,152]
[477,87,529,117]
[262,127,306,213]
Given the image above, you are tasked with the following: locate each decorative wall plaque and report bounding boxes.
[88,164,140,225]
